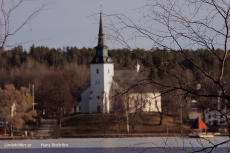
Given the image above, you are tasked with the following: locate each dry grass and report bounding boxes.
[61,112,189,136]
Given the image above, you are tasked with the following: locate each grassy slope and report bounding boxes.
[61,112,189,136]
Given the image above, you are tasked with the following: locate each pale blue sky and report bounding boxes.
[3,0,227,51]
[6,0,148,51]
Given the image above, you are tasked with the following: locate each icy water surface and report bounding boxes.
[0,148,228,153]
[0,137,229,153]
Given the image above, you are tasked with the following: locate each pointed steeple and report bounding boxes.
[98,11,104,46]
[91,11,113,64]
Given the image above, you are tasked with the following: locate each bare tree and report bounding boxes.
[37,64,89,128]
[111,94,123,134]
[113,91,131,134]
[105,0,230,151]
[0,0,54,51]
[37,71,73,127]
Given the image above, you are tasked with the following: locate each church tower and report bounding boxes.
[89,11,114,113]
[81,10,161,114]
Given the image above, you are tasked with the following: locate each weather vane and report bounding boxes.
[100,2,102,11]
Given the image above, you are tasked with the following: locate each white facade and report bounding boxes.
[82,66,162,114]
[81,63,114,113]
[88,63,114,113]
[82,83,162,114]
[128,93,161,113]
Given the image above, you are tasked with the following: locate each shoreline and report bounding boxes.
[0,132,228,140]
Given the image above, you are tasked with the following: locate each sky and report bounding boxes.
[2,0,227,52]
[4,0,148,52]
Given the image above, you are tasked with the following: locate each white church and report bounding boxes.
[81,12,161,114]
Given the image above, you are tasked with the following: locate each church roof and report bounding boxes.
[113,70,159,93]
[98,11,104,46]
[114,70,142,79]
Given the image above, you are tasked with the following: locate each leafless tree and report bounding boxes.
[36,63,89,128]
[105,0,230,151]
[0,0,54,51]
[112,95,125,134]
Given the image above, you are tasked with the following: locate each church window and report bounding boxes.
[97,69,99,74]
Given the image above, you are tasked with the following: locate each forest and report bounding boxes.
[1,45,228,80]
[0,45,227,105]
[0,45,228,117]
[1,45,227,77]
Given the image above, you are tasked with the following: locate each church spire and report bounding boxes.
[98,11,104,46]
[90,10,113,64]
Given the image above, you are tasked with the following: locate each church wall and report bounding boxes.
[102,64,114,113]
[128,92,161,113]
[102,64,114,91]
[90,64,103,113]
[89,63,114,113]
[81,86,91,113]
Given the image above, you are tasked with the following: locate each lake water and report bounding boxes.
[0,137,229,153]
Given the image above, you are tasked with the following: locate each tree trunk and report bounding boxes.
[126,109,129,134]
[57,116,62,128]
[131,124,135,133]
[99,114,106,136]
[116,120,120,135]
[10,123,13,136]
[159,112,163,125]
